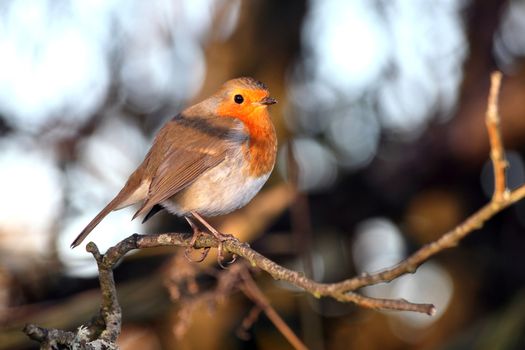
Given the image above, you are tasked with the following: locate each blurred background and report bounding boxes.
[1,0,525,349]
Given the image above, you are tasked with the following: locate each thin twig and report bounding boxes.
[236,305,262,340]
[485,71,508,202]
[22,324,76,348]
[238,267,308,350]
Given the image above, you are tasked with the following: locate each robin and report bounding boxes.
[71,77,278,263]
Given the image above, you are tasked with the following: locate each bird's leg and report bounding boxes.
[190,211,238,240]
[183,216,211,263]
[190,211,238,267]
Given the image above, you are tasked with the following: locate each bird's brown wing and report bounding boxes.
[132,114,247,219]
[70,113,246,248]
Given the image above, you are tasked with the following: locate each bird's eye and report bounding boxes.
[234,94,244,104]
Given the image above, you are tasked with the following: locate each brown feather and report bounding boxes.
[132,147,225,219]
[70,171,145,248]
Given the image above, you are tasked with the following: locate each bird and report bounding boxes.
[70,77,278,262]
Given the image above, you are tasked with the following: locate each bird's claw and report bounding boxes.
[215,233,238,269]
[216,241,237,268]
[184,245,211,263]
[183,226,211,263]
[186,213,239,268]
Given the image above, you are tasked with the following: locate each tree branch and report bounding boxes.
[86,243,122,344]
[95,232,432,315]
[23,241,126,349]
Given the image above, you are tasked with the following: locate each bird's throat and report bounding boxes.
[241,109,277,177]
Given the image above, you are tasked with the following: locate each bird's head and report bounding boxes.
[214,77,277,121]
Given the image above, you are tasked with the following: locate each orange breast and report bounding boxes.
[241,109,277,177]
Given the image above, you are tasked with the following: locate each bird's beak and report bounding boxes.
[260,96,277,105]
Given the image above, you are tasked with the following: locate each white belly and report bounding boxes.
[162,149,271,217]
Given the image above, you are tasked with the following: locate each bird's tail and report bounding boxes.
[70,195,124,248]
[70,171,149,248]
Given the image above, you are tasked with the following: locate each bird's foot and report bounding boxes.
[184,218,211,263]
[213,232,238,269]
[190,211,238,268]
